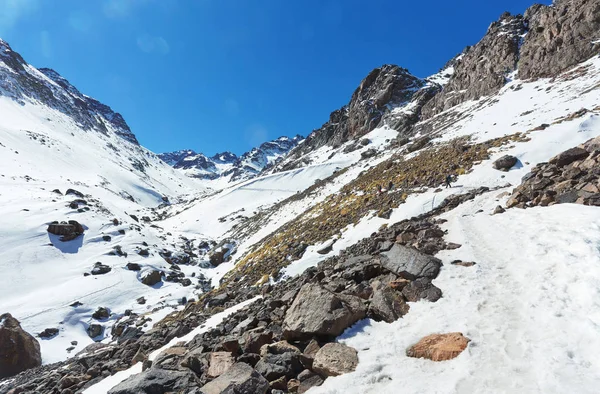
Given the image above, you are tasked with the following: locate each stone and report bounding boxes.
[401,278,443,302]
[312,343,359,377]
[282,283,366,340]
[108,368,197,394]
[260,341,301,358]
[199,362,269,394]
[297,370,324,393]
[380,244,442,280]
[255,352,303,381]
[38,327,59,338]
[207,351,235,378]
[141,270,162,286]
[209,250,226,267]
[126,262,141,271]
[368,281,409,323]
[87,323,104,339]
[66,188,84,197]
[549,147,589,167]
[406,332,470,361]
[450,260,476,267]
[91,262,111,275]
[0,313,42,378]
[92,307,110,320]
[240,330,273,354]
[492,155,518,171]
[493,205,505,214]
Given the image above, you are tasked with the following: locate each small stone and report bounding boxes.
[406,332,470,361]
[493,205,505,214]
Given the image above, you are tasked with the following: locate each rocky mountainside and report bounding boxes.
[159,135,304,182]
[1,1,600,393]
[0,40,138,145]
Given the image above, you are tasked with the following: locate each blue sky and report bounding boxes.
[0,0,545,156]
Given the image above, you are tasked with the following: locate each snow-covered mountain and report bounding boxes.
[159,135,304,182]
[2,0,600,393]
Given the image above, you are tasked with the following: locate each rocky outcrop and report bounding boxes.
[406,332,470,361]
[422,13,527,118]
[507,132,600,208]
[279,65,437,170]
[519,0,600,80]
[0,313,41,378]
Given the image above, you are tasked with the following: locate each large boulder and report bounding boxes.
[199,362,269,394]
[368,281,409,323]
[406,332,470,361]
[312,343,359,377]
[492,155,518,171]
[108,368,197,394]
[549,147,589,167]
[0,313,42,378]
[380,244,442,280]
[141,270,163,286]
[401,278,443,302]
[282,283,366,340]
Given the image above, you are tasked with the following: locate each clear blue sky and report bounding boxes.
[0,0,545,156]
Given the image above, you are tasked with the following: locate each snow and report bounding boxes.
[82,296,260,394]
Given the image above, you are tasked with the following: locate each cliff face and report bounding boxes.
[519,0,600,80]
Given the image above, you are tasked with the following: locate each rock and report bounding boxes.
[401,278,443,302]
[38,327,59,338]
[207,351,235,378]
[137,296,146,305]
[297,369,324,393]
[138,248,150,257]
[0,313,42,378]
[102,235,112,242]
[380,244,442,280]
[141,270,162,286]
[108,368,197,394]
[199,362,269,394]
[406,332,470,361]
[492,155,518,171]
[450,260,476,267]
[126,262,141,271]
[47,220,85,241]
[260,341,301,358]
[312,343,359,377]
[240,330,273,354]
[91,262,111,275]
[368,281,409,323]
[255,352,303,381]
[92,307,110,320]
[209,250,226,267]
[549,147,589,167]
[493,205,505,214]
[282,283,366,340]
[66,188,84,198]
[87,324,104,339]
[206,292,230,308]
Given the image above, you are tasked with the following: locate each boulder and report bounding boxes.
[312,343,358,377]
[401,278,443,302]
[38,327,59,338]
[207,351,235,378]
[406,332,470,361]
[66,188,84,198]
[209,250,226,267]
[282,283,366,340]
[199,362,269,394]
[255,352,303,381]
[492,155,518,171]
[260,341,301,358]
[141,270,162,286]
[380,244,442,280]
[0,313,42,378]
[92,307,110,320]
[549,147,589,167]
[108,368,197,394]
[368,281,409,323]
[297,369,324,393]
[126,262,141,271]
[87,324,104,339]
[91,262,111,275]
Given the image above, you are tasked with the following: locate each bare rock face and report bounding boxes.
[0,313,42,378]
[279,65,435,171]
[422,13,527,118]
[519,0,600,80]
[199,362,269,394]
[282,283,366,340]
[406,332,470,361]
[312,343,359,377]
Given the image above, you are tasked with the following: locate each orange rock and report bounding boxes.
[406,332,470,361]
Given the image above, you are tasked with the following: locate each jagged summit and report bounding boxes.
[0,39,138,144]
[159,134,304,182]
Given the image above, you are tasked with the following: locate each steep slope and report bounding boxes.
[0,40,209,364]
[159,135,304,183]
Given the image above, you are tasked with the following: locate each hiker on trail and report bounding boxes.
[388,181,394,191]
[445,174,453,188]
[376,184,382,194]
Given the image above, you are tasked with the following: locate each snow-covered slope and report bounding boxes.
[159,135,304,184]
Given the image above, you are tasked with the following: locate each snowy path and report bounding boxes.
[312,192,600,394]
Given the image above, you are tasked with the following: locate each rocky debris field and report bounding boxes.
[0,187,485,394]
[506,134,600,208]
